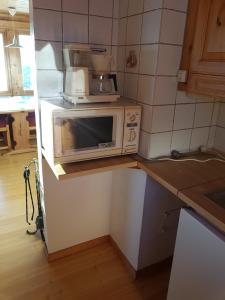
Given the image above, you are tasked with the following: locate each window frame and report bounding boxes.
[0,14,34,97]
[0,30,12,96]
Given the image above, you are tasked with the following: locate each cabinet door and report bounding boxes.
[167,209,225,300]
[187,0,225,97]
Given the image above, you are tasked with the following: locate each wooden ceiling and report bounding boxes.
[0,0,29,14]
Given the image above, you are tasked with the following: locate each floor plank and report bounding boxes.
[0,152,170,300]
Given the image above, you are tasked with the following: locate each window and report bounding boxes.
[0,33,9,93]
[19,34,34,91]
[0,15,34,96]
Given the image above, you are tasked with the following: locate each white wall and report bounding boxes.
[214,102,225,152]
[32,0,120,98]
[110,169,147,269]
[117,0,220,158]
[42,160,112,253]
[32,0,121,252]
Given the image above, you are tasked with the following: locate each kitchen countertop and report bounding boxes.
[135,154,225,195]
[178,179,225,234]
[46,152,225,234]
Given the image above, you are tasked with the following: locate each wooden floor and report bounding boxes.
[0,152,171,300]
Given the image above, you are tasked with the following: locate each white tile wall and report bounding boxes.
[137,75,155,105]
[171,129,192,152]
[190,127,210,151]
[124,73,138,99]
[35,41,63,70]
[148,132,172,158]
[160,10,186,45]
[153,77,177,105]
[63,13,88,43]
[119,0,221,159]
[117,46,126,71]
[89,0,113,17]
[33,0,61,10]
[173,104,195,130]
[36,70,63,97]
[126,15,142,45]
[62,0,88,14]
[214,127,225,152]
[118,18,127,45]
[33,0,224,159]
[176,91,196,104]
[208,126,216,148]
[151,106,174,133]
[194,103,214,128]
[141,104,153,132]
[163,0,188,12]
[113,0,120,18]
[89,16,112,45]
[157,45,182,76]
[112,19,119,45]
[144,0,163,11]
[139,44,158,75]
[33,9,62,41]
[128,0,144,15]
[214,102,225,152]
[119,0,129,18]
[33,0,117,101]
[141,10,162,44]
[217,102,225,128]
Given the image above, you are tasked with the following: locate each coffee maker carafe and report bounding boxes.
[63,44,120,104]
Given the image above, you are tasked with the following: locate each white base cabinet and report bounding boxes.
[167,209,225,300]
[110,169,147,270]
[110,173,184,271]
[138,176,184,269]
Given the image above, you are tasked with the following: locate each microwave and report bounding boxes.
[40,98,141,164]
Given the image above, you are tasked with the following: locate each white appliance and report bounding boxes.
[40,98,141,165]
[63,44,120,104]
[167,209,225,300]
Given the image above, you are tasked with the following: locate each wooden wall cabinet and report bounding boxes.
[180,0,225,98]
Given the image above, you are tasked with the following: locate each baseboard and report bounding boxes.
[48,235,110,262]
[47,235,173,281]
[109,236,137,280]
[136,257,173,279]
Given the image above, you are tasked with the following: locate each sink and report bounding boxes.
[206,190,225,210]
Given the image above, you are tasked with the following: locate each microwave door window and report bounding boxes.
[61,116,114,152]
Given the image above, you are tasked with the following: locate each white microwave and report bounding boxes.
[40,98,141,164]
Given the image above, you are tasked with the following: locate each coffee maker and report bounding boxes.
[63,44,120,104]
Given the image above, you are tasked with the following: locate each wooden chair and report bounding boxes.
[0,114,11,151]
[26,112,37,148]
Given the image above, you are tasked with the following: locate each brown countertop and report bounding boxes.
[135,154,225,234]
[178,179,225,233]
[49,153,225,233]
[135,154,225,195]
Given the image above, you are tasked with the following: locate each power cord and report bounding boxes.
[149,147,225,163]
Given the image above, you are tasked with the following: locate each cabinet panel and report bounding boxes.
[188,73,225,97]
[191,0,225,75]
[110,169,147,270]
[180,0,225,97]
[203,1,225,59]
[167,209,225,300]
[138,176,184,270]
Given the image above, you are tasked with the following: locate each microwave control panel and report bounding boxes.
[122,107,141,153]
